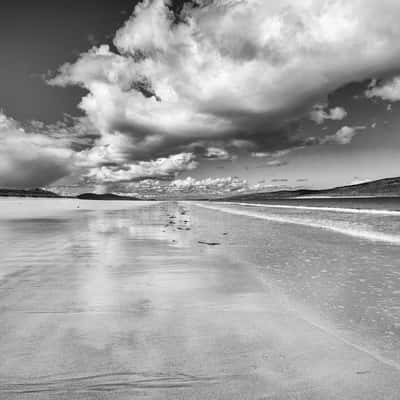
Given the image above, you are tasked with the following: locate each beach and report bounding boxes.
[1,198,400,399]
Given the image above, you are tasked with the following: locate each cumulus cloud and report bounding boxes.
[115,175,251,198]
[48,0,400,173]
[309,105,347,124]
[4,0,397,193]
[170,176,247,194]
[0,112,73,188]
[365,76,400,101]
[0,110,199,190]
[322,125,365,145]
[83,152,198,183]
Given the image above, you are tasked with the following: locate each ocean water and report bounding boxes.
[233,197,400,211]
[193,201,400,365]
[208,198,400,245]
[1,197,400,399]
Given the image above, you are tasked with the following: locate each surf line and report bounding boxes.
[195,203,400,245]
[219,201,400,216]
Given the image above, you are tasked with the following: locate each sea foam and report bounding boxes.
[220,201,400,216]
[196,203,400,245]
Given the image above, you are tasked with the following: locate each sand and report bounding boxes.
[0,199,400,399]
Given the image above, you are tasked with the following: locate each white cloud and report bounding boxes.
[4,0,396,193]
[350,177,372,185]
[322,125,365,145]
[251,149,291,167]
[203,147,232,160]
[116,175,251,198]
[265,159,288,167]
[251,149,292,158]
[100,174,308,198]
[365,76,400,101]
[48,0,400,171]
[170,176,247,194]
[0,112,73,188]
[310,105,347,124]
[84,152,198,183]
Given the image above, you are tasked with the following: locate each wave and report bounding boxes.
[219,201,400,216]
[196,203,400,245]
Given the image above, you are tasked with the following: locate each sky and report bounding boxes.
[1,0,400,198]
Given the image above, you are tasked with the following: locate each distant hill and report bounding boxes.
[221,176,400,201]
[0,189,140,200]
[77,193,140,201]
[0,188,60,198]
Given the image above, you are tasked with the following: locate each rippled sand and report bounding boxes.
[1,198,400,399]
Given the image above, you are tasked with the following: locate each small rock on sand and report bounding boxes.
[198,241,221,246]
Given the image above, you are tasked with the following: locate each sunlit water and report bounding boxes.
[1,198,400,399]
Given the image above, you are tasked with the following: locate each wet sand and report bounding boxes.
[1,199,400,399]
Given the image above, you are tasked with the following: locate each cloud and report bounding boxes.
[365,76,400,101]
[203,147,232,160]
[170,176,247,194]
[0,110,200,190]
[251,149,292,158]
[48,0,400,172]
[28,117,101,153]
[322,125,365,145]
[83,152,198,184]
[251,148,290,167]
[0,112,73,188]
[115,175,251,198]
[265,159,288,167]
[3,0,397,193]
[309,105,347,124]
[351,177,372,185]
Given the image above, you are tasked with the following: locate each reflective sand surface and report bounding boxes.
[1,198,400,399]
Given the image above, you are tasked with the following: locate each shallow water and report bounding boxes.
[209,200,400,245]
[237,197,400,211]
[1,198,400,399]
[194,202,400,371]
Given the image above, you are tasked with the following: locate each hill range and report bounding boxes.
[220,176,400,201]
